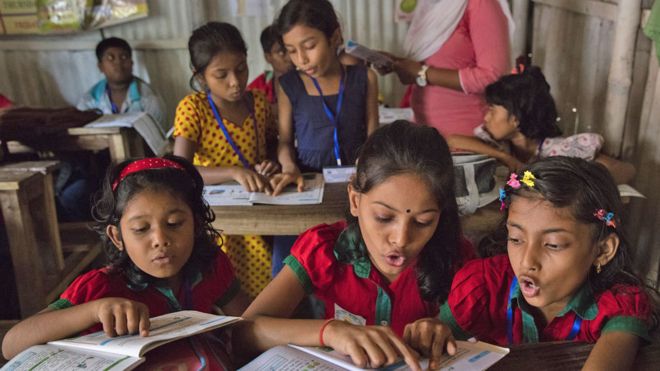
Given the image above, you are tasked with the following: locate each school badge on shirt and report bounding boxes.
[334,303,366,326]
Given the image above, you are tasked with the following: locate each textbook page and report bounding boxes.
[289,340,508,370]
[248,173,324,205]
[48,311,241,358]
[0,345,143,371]
[85,112,168,155]
[618,184,645,198]
[238,345,342,371]
[203,183,253,206]
[379,106,414,125]
[203,173,324,206]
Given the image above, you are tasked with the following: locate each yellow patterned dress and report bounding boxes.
[173,90,276,299]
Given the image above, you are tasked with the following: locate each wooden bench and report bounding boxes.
[0,161,100,317]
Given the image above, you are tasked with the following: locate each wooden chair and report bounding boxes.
[0,161,100,317]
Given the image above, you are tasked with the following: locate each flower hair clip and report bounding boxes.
[499,188,507,211]
[521,171,536,188]
[594,209,617,229]
[506,173,521,189]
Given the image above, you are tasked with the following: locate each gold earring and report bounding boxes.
[596,263,602,274]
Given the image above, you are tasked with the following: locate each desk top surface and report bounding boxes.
[490,340,660,370]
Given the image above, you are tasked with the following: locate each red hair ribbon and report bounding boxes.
[112,158,185,191]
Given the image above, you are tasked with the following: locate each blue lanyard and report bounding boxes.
[309,73,345,166]
[106,84,120,114]
[506,276,582,344]
[206,93,260,169]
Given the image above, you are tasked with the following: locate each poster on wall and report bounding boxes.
[0,0,148,35]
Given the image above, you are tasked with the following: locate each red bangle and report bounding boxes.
[319,319,335,347]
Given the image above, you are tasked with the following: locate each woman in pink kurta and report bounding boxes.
[387,0,511,136]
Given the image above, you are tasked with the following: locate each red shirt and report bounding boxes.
[51,251,239,333]
[247,72,275,104]
[440,255,652,345]
[284,221,474,336]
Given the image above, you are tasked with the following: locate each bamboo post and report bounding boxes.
[512,0,530,61]
[603,0,642,156]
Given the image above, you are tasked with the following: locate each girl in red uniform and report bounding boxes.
[236,120,476,370]
[440,156,654,370]
[2,156,249,365]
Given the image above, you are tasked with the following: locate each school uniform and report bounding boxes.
[285,221,475,336]
[174,90,276,299]
[77,77,167,133]
[440,254,652,345]
[49,251,239,334]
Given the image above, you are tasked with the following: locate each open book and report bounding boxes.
[1,311,241,371]
[203,173,324,206]
[84,111,168,155]
[240,341,509,371]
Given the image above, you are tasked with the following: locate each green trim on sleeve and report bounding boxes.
[48,298,73,310]
[439,303,472,341]
[602,316,651,341]
[284,255,313,294]
[214,278,241,308]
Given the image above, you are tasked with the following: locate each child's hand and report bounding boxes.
[93,298,150,338]
[403,318,457,370]
[254,160,280,178]
[269,170,304,196]
[233,167,272,193]
[324,320,422,371]
[499,154,524,172]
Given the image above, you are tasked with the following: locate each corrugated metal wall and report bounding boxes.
[530,0,660,287]
[0,0,409,126]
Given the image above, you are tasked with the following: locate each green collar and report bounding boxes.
[511,279,598,320]
[334,223,371,279]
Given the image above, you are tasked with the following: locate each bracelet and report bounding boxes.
[319,318,336,347]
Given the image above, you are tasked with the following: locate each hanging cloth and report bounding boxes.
[403,0,516,61]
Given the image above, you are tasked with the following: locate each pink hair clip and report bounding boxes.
[506,173,521,189]
[593,209,616,229]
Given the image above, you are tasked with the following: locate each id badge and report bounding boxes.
[322,166,356,183]
[334,303,367,326]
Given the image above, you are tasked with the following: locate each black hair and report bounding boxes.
[274,0,340,42]
[96,37,132,61]
[485,65,561,141]
[188,22,248,90]
[496,156,642,294]
[91,155,221,291]
[260,25,281,54]
[341,120,463,304]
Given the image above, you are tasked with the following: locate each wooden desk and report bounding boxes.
[210,182,502,237]
[490,340,660,370]
[7,126,144,164]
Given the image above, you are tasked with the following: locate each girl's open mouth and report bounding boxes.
[519,276,540,297]
[384,253,406,268]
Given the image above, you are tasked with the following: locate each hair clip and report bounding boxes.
[521,171,536,188]
[594,209,617,229]
[506,173,521,189]
[499,188,507,211]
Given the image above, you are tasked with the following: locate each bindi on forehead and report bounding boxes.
[406,209,411,213]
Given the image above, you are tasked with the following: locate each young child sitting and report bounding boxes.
[2,156,249,364]
[77,37,167,133]
[447,65,636,184]
[247,25,293,113]
[438,156,655,370]
[236,121,476,370]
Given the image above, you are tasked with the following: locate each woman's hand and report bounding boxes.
[93,298,151,338]
[404,318,457,370]
[269,169,304,196]
[232,167,272,193]
[392,58,424,85]
[255,160,280,178]
[324,320,422,371]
